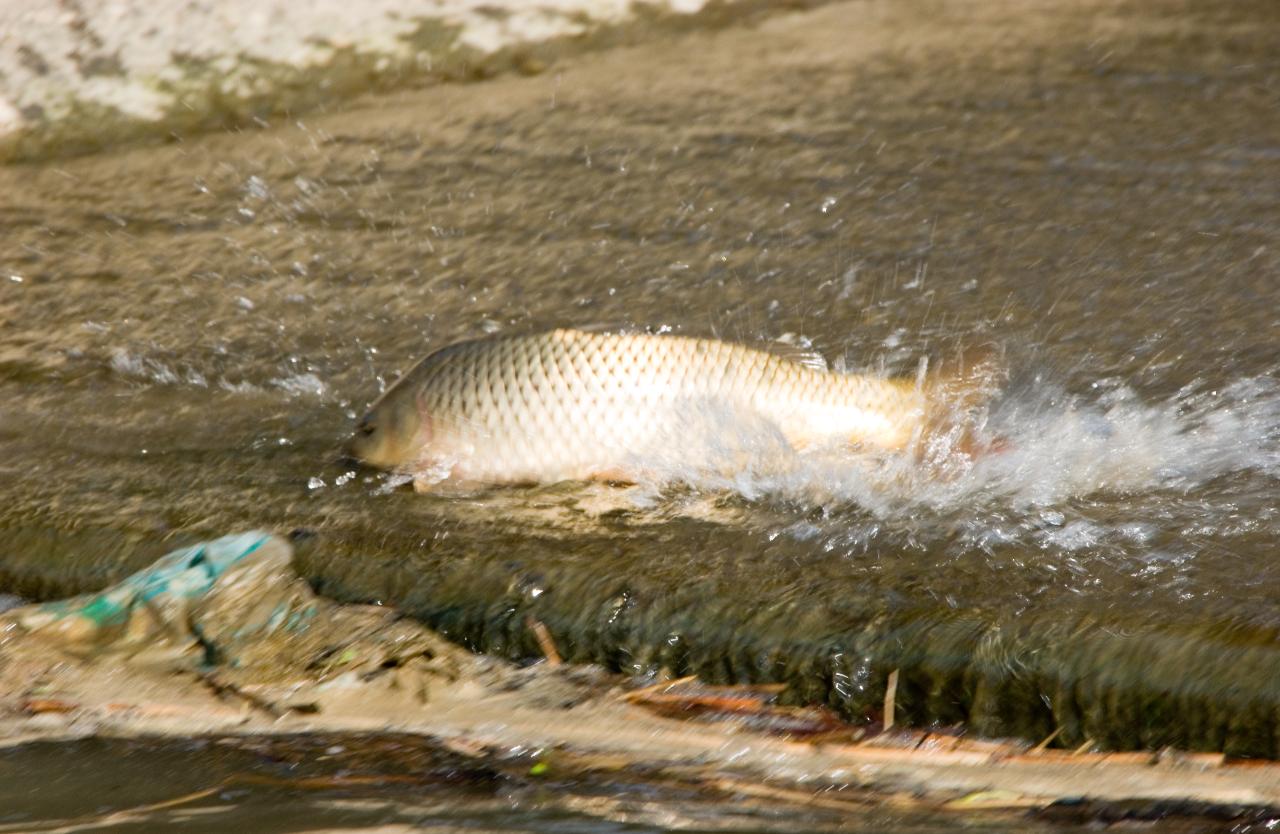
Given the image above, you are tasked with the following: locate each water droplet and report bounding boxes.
[245,175,270,201]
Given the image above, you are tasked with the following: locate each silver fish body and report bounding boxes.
[350,329,936,488]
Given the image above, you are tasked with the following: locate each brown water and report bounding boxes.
[4,734,1275,833]
[2,0,1280,769]
[0,733,1011,833]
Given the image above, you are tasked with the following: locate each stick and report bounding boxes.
[0,786,223,833]
[527,617,562,666]
[710,778,877,812]
[622,675,699,702]
[883,669,899,731]
[1031,727,1063,753]
[196,671,285,718]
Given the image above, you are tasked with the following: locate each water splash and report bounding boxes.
[631,369,1280,517]
[414,362,1280,569]
[107,348,330,401]
[109,349,207,387]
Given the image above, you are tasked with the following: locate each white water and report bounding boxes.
[360,352,1279,575]
[608,366,1278,511]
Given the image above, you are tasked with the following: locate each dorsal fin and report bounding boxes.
[549,324,831,371]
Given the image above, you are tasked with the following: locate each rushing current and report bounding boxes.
[1,0,1279,759]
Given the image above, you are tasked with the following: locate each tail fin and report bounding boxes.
[914,343,1008,462]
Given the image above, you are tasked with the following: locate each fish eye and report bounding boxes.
[358,420,376,437]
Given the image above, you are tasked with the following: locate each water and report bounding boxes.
[2,734,1270,832]
[2,0,1279,774]
[1,734,997,833]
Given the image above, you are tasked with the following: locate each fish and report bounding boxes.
[347,328,1002,491]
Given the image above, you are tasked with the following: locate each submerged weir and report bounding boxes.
[2,0,1279,760]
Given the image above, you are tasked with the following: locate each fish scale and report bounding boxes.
[349,328,934,489]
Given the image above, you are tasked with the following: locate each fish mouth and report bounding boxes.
[335,451,370,470]
[340,421,382,469]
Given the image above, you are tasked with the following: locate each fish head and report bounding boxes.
[347,384,426,470]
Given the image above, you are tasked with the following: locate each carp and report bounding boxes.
[348,328,1001,491]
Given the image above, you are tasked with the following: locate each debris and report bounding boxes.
[708,778,877,812]
[527,617,562,666]
[0,531,453,690]
[624,676,847,738]
[5,531,286,664]
[19,698,78,715]
[884,668,899,731]
[946,789,1041,810]
[1032,727,1064,753]
[0,785,222,833]
[195,671,284,719]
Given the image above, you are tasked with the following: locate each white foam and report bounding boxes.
[109,349,207,387]
[603,371,1280,530]
[272,372,328,399]
[383,364,1279,565]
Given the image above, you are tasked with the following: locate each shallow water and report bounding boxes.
[18,733,1235,834]
[2,735,1275,832]
[2,0,1280,762]
[0,734,974,833]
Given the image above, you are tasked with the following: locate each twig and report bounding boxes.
[196,671,284,718]
[232,773,427,789]
[710,778,877,812]
[526,617,562,666]
[1031,727,1063,753]
[0,785,223,833]
[623,677,787,707]
[883,669,899,732]
[621,675,699,702]
[20,697,79,715]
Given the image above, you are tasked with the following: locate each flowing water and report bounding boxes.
[0,734,1188,834]
[2,0,1280,780]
